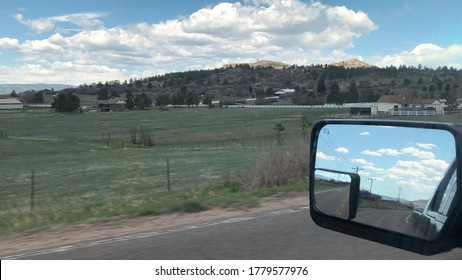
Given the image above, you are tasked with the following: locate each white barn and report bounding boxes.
[0,99,23,110]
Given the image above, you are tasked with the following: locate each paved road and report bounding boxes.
[5,205,462,260]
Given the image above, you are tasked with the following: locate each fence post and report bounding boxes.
[30,170,35,211]
[166,158,171,192]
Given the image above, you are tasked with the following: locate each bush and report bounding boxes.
[246,141,309,188]
[128,126,154,146]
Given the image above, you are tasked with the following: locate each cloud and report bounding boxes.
[363,165,384,173]
[372,43,462,69]
[397,178,435,193]
[377,148,400,156]
[0,38,20,50]
[1,0,378,84]
[351,158,373,166]
[416,142,436,150]
[13,12,106,34]
[0,62,128,85]
[361,150,381,157]
[335,147,349,154]
[400,146,435,159]
[387,159,449,180]
[14,13,55,34]
[359,131,370,136]
[317,152,338,161]
[361,148,399,157]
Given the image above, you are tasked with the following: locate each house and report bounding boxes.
[275,88,295,97]
[376,95,444,115]
[0,98,23,110]
[97,97,127,112]
[376,95,407,112]
[456,98,462,109]
[411,98,444,112]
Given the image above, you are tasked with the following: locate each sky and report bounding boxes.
[0,0,461,85]
[315,124,456,201]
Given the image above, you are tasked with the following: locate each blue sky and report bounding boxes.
[0,0,461,85]
[315,124,456,201]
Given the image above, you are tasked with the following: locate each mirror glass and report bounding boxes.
[314,169,357,219]
[313,124,456,241]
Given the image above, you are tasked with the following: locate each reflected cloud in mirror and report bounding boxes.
[313,124,456,241]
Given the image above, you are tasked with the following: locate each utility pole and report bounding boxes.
[352,166,363,174]
[398,187,402,202]
[368,178,375,193]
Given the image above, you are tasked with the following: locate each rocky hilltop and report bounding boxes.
[330,58,372,68]
[224,60,290,69]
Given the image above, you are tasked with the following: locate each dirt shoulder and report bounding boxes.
[0,194,308,257]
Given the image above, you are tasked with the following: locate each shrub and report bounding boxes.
[246,141,309,188]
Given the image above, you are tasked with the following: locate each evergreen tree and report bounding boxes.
[347,80,359,103]
[34,92,44,103]
[97,87,109,100]
[156,93,170,108]
[317,78,326,95]
[125,91,135,110]
[326,81,343,104]
[51,94,80,112]
[135,93,151,109]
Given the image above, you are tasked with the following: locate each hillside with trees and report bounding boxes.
[8,61,462,111]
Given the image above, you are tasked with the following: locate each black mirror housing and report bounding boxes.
[309,119,462,255]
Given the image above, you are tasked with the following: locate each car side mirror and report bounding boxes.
[309,119,462,255]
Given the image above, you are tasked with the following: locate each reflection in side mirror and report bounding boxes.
[311,121,458,244]
[314,168,360,220]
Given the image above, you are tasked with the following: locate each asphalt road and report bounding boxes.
[6,205,462,260]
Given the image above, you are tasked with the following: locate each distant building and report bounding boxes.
[350,106,378,116]
[376,95,407,112]
[376,95,443,115]
[275,88,295,97]
[0,98,23,110]
[97,97,127,112]
[456,98,462,109]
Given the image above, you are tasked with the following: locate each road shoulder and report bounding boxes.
[0,194,308,257]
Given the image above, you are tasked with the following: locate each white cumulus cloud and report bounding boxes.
[335,147,349,154]
[372,43,462,69]
[0,0,378,84]
[400,146,435,159]
[416,142,436,150]
[13,12,106,34]
[317,152,338,161]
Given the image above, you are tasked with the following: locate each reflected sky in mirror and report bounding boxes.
[315,124,455,202]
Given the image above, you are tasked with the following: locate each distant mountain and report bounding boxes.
[329,59,373,68]
[0,83,73,94]
[224,60,290,70]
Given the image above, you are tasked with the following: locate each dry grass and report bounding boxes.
[246,141,309,188]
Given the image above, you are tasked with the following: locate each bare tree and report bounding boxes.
[129,127,137,144]
[273,123,285,145]
[139,127,154,146]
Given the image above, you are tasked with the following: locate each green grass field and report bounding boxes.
[0,107,343,233]
[1,106,461,233]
